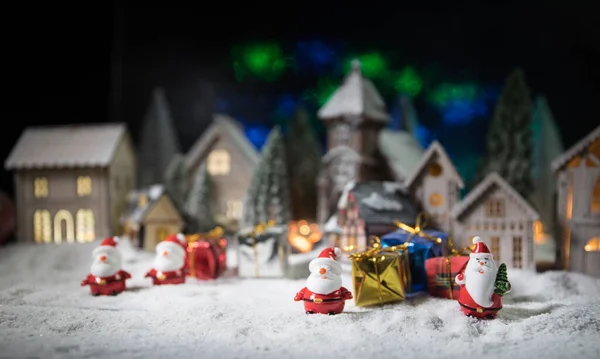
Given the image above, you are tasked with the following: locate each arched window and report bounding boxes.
[33,210,51,243]
[585,237,600,252]
[207,149,231,175]
[76,209,95,243]
[592,178,600,213]
[54,210,75,243]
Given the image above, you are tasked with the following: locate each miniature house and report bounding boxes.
[4,124,136,243]
[316,60,424,225]
[451,172,539,270]
[185,115,259,229]
[552,125,600,277]
[335,181,419,250]
[0,190,16,245]
[122,185,184,252]
[404,141,464,234]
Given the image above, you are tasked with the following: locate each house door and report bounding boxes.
[54,210,75,243]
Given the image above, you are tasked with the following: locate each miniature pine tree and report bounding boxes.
[475,69,533,196]
[138,87,181,187]
[494,263,510,296]
[285,107,321,220]
[163,153,189,209]
[185,162,216,232]
[243,126,291,226]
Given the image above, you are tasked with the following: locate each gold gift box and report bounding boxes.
[350,246,411,307]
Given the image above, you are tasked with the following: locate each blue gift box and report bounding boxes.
[380,229,448,293]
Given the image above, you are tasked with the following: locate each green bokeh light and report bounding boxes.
[232,43,287,81]
[308,78,338,106]
[394,66,423,96]
[343,52,388,78]
[429,82,478,107]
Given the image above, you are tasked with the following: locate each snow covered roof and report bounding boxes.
[322,145,360,164]
[450,172,539,221]
[323,215,341,234]
[378,129,425,182]
[340,181,418,226]
[551,125,600,172]
[124,185,172,223]
[404,140,464,189]
[5,123,128,170]
[317,60,390,122]
[185,114,260,171]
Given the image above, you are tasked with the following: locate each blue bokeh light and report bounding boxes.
[441,99,488,126]
[244,125,270,150]
[295,41,337,73]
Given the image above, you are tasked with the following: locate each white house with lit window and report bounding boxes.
[4,124,136,244]
[450,172,539,271]
[185,115,259,230]
[553,125,600,277]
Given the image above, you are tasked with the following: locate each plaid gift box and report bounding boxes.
[424,256,469,300]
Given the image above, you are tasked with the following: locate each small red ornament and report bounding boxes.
[145,233,187,285]
[294,247,353,315]
[186,234,227,280]
[455,237,511,319]
[81,237,131,296]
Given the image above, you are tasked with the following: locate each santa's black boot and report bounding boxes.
[305,311,314,315]
[91,292,100,297]
[328,312,336,316]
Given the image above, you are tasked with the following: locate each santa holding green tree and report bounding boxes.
[455,236,511,319]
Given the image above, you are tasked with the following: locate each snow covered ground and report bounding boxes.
[1,241,599,359]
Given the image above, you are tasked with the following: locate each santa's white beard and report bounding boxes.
[153,255,184,272]
[464,260,497,307]
[306,272,342,295]
[90,260,119,277]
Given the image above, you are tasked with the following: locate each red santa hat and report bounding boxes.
[156,233,187,257]
[470,236,492,257]
[309,247,343,275]
[92,237,121,259]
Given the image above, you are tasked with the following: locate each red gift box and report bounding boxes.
[425,256,469,300]
[185,231,227,280]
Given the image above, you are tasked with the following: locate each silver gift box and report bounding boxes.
[237,225,290,278]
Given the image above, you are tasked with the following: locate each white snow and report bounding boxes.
[382,181,404,193]
[378,129,425,182]
[361,192,404,211]
[1,241,599,359]
[337,180,356,209]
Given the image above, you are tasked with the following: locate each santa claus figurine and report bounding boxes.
[455,236,511,319]
[145,233,187,285]
[294,247,353,315]
[80,237,131,296]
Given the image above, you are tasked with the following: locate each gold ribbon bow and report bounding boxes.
[185,226,224,277]
[394,212,444,246]
[349,235,409,305]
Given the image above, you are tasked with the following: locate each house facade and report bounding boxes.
[185,115,259,230]
[336,181,418,251]
[316,60,423,225]
[4,124,136,243]
[123,185,184,252]
[451,172,539,270]
[404,141,464,234]
[552,125,600,277]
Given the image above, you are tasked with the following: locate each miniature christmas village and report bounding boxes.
[4,59,599,281]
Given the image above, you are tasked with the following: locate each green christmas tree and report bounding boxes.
[494,263,511,296]
[185,162,216,232]
[475,68,533,196]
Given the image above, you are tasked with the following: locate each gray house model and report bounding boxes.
[4,124,136,243]
[552,125,600,277]
[316,60,424,225]
[185,115,259,230]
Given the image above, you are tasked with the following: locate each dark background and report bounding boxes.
[2,1,599,196]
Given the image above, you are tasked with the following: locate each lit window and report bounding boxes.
[54,210,75,243]
[226,200,243,219]
[138,193,149,208]
[486,199,505,217]
[491,236,500,261]
[77,176,92,196]
[76,209,95,243]
[592,178,600,213]
[207,149,231,175]
[429,193,443,207]
[33,210,52,243]
[533,220,545,244]
[156,227,169,242]
[513,236,523,268]
[585,237,600,252]
[428,162,442,177]
[34,177,48,198]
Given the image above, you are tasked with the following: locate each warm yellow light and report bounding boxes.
[584,237,600,252]
[290,235,312,252]
[585,245,593,252]
[299,224,310,236]
[533,221,546,244]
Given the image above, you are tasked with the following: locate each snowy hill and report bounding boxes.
[1,241,599,358]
